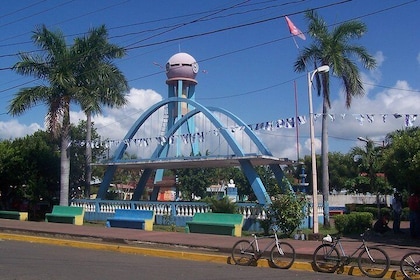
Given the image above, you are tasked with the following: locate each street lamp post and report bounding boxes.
[308,65,330,234]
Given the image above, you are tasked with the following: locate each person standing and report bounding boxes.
[391,192,403,234]
[408,191,420,238]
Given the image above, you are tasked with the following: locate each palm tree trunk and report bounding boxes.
[59,105,71,206]
[85,112,92,198]
[321,95,330,227]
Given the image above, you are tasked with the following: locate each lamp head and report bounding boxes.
[357,136,369,143]
[316,65,330,73]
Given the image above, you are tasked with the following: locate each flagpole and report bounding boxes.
[292,36,299,49]
[285,15,306,162]
[294,80,299,161]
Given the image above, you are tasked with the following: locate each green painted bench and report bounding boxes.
[45,206,84,225]
[106,209,155,231]
[185,212,244,237]
[0,210,28,221]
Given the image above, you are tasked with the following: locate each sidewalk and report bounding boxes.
[0,218,419,277]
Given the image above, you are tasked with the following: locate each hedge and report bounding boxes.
[345,204,409,221]
[334,212,373,234]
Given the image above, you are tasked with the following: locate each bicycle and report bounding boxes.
[231,228,296,269]
[400,251,420,280]
[312,229,390,278]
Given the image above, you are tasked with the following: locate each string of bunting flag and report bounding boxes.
[69,113,418,148]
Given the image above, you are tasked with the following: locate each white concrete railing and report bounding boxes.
[71,199,324,229]
[71,199,267,218]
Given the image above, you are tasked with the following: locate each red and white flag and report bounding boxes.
[285,16,306,40]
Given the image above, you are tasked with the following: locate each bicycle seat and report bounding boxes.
[322,234,341,243]
[323,235,333,242]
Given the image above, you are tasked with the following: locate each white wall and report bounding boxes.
[306,194,392,207]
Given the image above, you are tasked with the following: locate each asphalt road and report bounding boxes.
[0,239,360,280]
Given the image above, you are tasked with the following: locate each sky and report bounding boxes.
[0,0,419,162]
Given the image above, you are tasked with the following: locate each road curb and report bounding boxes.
[0,233,406,279]
[0,233,228,263]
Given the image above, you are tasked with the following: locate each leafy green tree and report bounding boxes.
[177,167,211,200]
[69,120,108,198]
[294,10,376,226]
[72,25,128,197]
[255,165,280,196]
[0,140,21,209]
[349,139,391,217]
[0,131,60,214]
[266,190,308,236]
[383,127,420,194]
[328,152,358,193]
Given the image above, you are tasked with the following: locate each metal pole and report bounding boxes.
[308,71,319,234]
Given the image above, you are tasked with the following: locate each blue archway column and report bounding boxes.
[132,168,154,201]
[239,159,271,204]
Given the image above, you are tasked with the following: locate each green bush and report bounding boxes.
[334,212,373,234]
[204,196,238,213]
[266,191,308,237]
[345,204,391,219]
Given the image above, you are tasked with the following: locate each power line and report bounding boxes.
[0,0,75,29]
[0,0,48,19]
[0,1,417,112]
[125,0,351,50]
[0,0,129,47]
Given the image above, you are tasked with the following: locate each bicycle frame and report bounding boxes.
[231,229,296,269]
[251,232,281,257]
[325,233,375,264]
[314,230,390,277]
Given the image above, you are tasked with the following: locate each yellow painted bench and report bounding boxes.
[45,206,84,225]
[186,212,244,237]
[106,209,155,231]
[0,210,28,221]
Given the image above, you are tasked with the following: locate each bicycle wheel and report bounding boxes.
[270,241,295,269]
[312,244,341,273]
[400,252,420,280]
[231,240,256,266]
[358,246,390,278]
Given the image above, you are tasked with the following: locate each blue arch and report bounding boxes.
[98,97,290,205]
[132,104,270,204]
[207,107,293,193]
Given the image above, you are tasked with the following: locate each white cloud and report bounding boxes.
[0,87,165,153]
[304,137,321,154]
[0,120,42,139]
[329,79,419,142]
[369,51,385,82]
[374,51,385,67]
[71,88,163,141]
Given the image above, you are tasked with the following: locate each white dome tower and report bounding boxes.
[154,53,200,186]
[166,52,199,84]
[164,52,198,127]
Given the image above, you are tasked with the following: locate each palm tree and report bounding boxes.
[8,25,128,205]
[72,25,128,197]
[351,139,387,218]
[9,25,77,206]
[294,10,376,227]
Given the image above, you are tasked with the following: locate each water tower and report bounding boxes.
[154,53,200,184]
